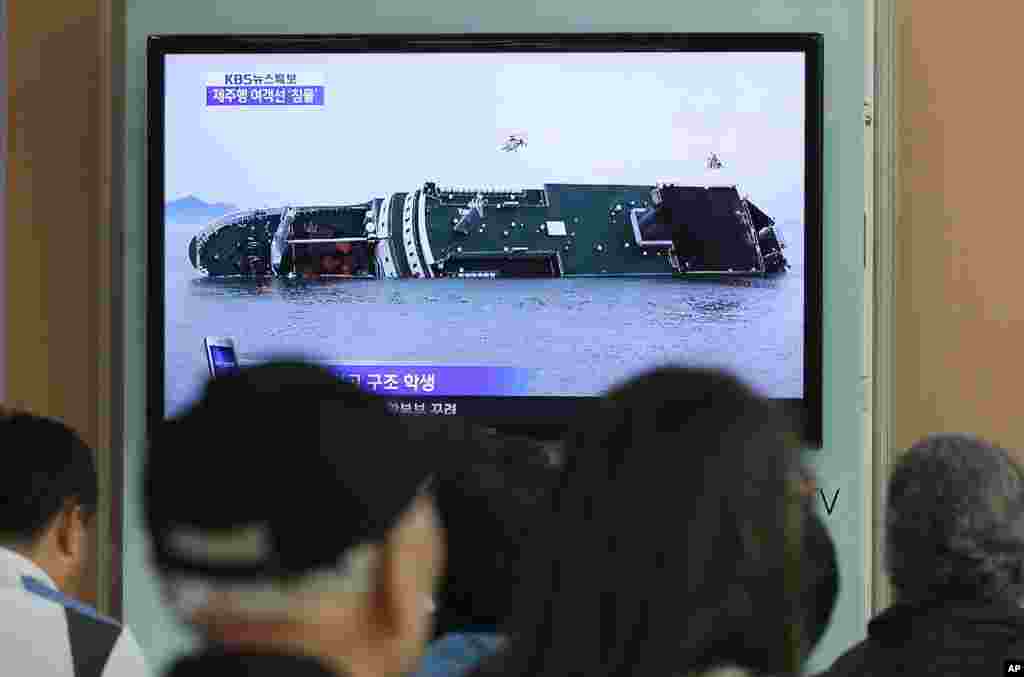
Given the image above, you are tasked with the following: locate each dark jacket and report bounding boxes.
[818,599,1024,677]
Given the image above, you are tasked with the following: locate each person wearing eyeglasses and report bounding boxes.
[145,362,446,677]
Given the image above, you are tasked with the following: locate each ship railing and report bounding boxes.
[292,204,373,212]
[655,181,739,190]
[435,186,526,196]
[286,237,379,244]
[196,207,284,239]
[734,198,765,273]
[430,187,548,207]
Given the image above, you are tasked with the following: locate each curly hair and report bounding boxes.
[885,433,1024,603]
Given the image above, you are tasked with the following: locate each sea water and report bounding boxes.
[164,225,805,417]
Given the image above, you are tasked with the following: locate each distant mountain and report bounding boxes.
[165,196,237,225]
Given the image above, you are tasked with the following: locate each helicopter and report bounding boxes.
[499,134,528,152]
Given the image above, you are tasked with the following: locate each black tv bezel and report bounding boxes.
[146,33,824,446]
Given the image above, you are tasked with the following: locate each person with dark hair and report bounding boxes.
[0,409,149,677]
[820,433,1024,677]
[145,361,446,677]
[411,426,560,677]
[467,366,807,677]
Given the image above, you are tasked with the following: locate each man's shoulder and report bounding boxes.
[21,575,121,628]
[19,577,149,676]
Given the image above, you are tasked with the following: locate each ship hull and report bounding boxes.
[186,182,789,279]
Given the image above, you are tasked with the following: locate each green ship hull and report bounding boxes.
[186,181,788,279]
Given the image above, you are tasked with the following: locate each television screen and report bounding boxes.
[149,34,823,443]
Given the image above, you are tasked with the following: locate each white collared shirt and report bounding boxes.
[0,546,149,677]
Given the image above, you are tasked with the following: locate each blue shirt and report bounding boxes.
[412,632,504,677]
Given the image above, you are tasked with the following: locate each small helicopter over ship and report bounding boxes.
[499,134,527,152]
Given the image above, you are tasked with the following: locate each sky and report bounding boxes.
[165,51,806,224]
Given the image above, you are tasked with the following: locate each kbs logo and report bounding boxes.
[207,72,323,88]
[222,73,296,86]
[205,72,325,107]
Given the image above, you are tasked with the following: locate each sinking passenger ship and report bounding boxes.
[186,180,789,279]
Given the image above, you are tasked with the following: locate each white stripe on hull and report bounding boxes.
[417,185,435,274]
[402,190,426,278]
[375,193,399,278]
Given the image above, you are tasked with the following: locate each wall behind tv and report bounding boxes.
[892,2,1024,451]
[121,1,865,673]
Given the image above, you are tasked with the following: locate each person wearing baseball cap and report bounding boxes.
[145,361,446,677]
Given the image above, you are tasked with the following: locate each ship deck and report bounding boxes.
[422,184,676,277]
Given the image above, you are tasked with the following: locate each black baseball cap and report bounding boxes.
[145,360,441,582]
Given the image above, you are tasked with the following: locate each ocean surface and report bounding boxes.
[164,225,805,417]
